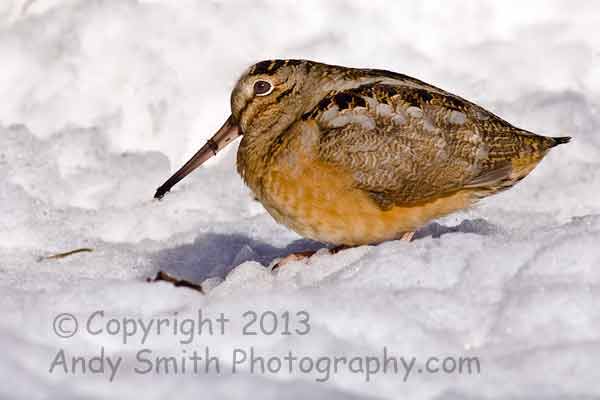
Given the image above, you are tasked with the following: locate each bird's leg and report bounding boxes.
[400,231,416,242]
[330,244,351,253]
[271,244,354,271]
[271,250,318,271]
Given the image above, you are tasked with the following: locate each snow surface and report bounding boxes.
[1,1,599,399]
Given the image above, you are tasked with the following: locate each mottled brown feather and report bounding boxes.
[230,59,570,244]
[312,81,560,208]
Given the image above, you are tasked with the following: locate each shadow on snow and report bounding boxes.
[151,218,498,283]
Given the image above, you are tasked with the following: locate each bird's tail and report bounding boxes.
[550,136,572,147]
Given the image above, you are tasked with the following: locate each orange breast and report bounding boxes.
[259,144,475,246]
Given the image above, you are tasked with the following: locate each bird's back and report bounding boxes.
[308,72,570,208]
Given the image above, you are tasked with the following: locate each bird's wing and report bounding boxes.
[307,80,553,209]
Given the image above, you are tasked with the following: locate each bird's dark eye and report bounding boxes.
[253,80,273,96]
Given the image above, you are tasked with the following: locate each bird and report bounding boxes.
[154,59,570,249]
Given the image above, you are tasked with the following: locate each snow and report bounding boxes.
[1,1,599,399]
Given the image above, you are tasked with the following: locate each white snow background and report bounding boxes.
[1,1,599,399]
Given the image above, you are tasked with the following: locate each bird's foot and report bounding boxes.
[271,245,352,271]
[400,231,416,242]
[271,250,317,271]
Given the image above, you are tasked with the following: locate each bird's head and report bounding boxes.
[154,59,333,199]
[230,59,318,137]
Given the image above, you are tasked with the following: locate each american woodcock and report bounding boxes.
[155,59,570,246]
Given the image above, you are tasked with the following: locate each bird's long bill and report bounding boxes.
[154,115,241,199]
